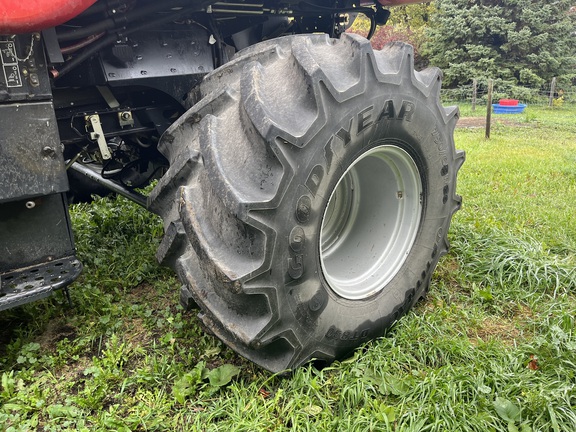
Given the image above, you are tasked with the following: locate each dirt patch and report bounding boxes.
[126,281,175,310]
[123,317,154,348]
[471,318,521,345]
[38,320,78,351]
[457,116,531,129]
[56,356,92,393]
[469,305,535,346]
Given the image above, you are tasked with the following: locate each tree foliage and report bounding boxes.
[348,16,423,59]
[387,2,436,29]
[348,4,434,69]
[424,0,576,88]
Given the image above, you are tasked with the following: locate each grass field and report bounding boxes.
[1,104,575,431]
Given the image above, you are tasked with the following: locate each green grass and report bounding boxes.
[1,105,575,431]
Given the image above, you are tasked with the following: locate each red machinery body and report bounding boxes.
[0,0,97,34]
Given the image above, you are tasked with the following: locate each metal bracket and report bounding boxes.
[85,114,112,160]
[118,110,134,128]
[96,86,134,128]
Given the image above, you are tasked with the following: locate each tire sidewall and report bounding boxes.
[278,87,456,351]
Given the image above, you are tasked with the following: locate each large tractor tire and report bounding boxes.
[149,34,464,373]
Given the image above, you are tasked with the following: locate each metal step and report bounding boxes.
[0,256,82,311]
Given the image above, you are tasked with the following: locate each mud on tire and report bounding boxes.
[149,34,465,373]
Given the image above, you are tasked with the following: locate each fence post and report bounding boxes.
[485,79,493,139]
[472,79,477,112]
[549,77,557,107]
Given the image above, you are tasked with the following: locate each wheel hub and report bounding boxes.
[320,145,423,300]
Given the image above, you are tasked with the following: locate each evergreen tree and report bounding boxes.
[424,0,576,90]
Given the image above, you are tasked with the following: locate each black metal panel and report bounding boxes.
[0,34,81,311]
[0,101,69,202]
[101,28,213,84]
[0,194,75,273]
[0,34,52,102]
[55,27,213,103]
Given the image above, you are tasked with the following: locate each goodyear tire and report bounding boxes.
[149,34,464,373]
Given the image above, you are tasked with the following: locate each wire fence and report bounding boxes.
[440,80,576,108]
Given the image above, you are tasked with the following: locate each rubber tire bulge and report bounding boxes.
[149,34,465,373]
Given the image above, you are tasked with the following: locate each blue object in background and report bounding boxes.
[492,104,527,114]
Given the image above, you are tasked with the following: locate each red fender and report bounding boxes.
[0,0,97,34]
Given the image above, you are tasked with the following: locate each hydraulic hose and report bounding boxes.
[57,0,213,42]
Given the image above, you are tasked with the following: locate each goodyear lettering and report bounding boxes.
[335,117,353,146]
[357,106,374,134]
[398,100,415,122]
[378,99,396,121]
[376,99,414,122]
[324,100,416,176]
[324,136,335,173]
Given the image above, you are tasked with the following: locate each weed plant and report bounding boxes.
[0,106,575,431]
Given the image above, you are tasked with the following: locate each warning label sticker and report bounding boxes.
[1,41,23,88]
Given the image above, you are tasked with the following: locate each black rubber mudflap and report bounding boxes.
[0,256,82,311]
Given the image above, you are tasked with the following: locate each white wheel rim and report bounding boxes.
[320,145,423,300]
